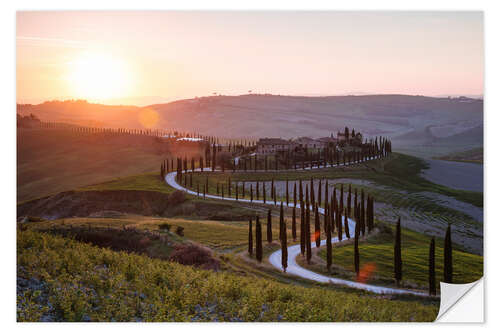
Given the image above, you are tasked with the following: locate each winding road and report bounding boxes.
[165,159,428,297]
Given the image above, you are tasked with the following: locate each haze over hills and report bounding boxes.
[17,94,483,158]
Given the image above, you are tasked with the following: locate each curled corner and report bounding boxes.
[435,278,484,322]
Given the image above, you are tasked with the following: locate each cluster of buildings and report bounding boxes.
[256,132,362,155]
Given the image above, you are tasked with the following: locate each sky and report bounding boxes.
[16,11,484,106]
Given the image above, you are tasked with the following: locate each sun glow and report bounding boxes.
[66,52,133,101]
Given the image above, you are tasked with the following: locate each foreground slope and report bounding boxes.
[17,230,439,322]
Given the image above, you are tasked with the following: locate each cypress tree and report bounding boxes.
[299,179,303,205]
[318,179,322,208]
[314,204,321,248]
[323,203,329,234]
[306,204,312,263]
[293,182,297,207]
[330,194,335,233]
[310,178,315,207]
[429,237,436,296]
[354,220,360,277]
[263,182,266,203]
[273,185,277,205]
[256,216,263,262]
[339,184,344,214]
[300,204,305,255]
[354,188,358,214]
[292,206,297,240]
[281,212,288,272]
[326,208,332,271]
[267,209,272,243]
[250,184,253,202]
[286,179,289,206]
[347,184,352,217]
[337,203,343,241]
[344,208,350,239]
[279,202,283,240]
[360,189,365,236]
[444,224,453,283]
[324,180,329,210]
[271,178,274,200]
[394,217,402,286]
[248,218,253,256]
[256,181,259,200]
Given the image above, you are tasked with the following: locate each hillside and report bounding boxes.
[17,229,439,321]
[17,94,483,157]
[16,129,202,203]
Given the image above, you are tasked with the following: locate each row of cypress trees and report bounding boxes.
[248,207,453,296]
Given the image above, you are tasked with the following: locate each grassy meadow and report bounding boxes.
[314,224,483,289]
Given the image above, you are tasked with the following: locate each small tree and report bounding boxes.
[256,216,263,262]
[354,220,360,277]
[267,209,272,243]
[286,179,289,206]
[292,206,297,240]
[429,237,436,296]
[306,205,312,263]
[281,211,288,272]
[293,182,297,208]
[248,218,253,256]
[444,224,453,283]
[347,184,352,217]
[314,204,321,248]
[394,217,402,286]
[344,208,350,239]
[300,204,305,255]
[263,182,266,203]
[326,209,332,271]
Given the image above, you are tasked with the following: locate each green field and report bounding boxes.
[316,224,483,289]
[79,172,175,194]
[17,230,439,322]
[187,153,482,208]
[17,128,202,203]
[435,147,483,164]
[31,216,250,251]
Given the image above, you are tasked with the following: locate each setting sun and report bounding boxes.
[66,52,132,101]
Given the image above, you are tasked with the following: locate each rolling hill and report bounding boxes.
[17,94,483,157]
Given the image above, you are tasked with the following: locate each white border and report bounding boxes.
[2,0,497,331]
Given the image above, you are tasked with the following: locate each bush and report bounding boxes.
[169,243,220,270]
[175,226,185,237]
[158,223,171,231]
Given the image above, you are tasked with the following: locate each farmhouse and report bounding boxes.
[294,137,324,149]
[317,134,338,147]
[256,138,293,154]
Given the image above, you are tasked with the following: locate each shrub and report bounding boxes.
[169,243,220,270]
[175,226,185,237]
[158,223,171,231]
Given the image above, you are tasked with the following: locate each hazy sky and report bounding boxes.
[17,11,483,105]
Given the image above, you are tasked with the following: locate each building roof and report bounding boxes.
[257,138,290,145]
[317,137,338,143]
[294,136,317,143]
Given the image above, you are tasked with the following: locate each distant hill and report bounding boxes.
[17,94,483,157]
